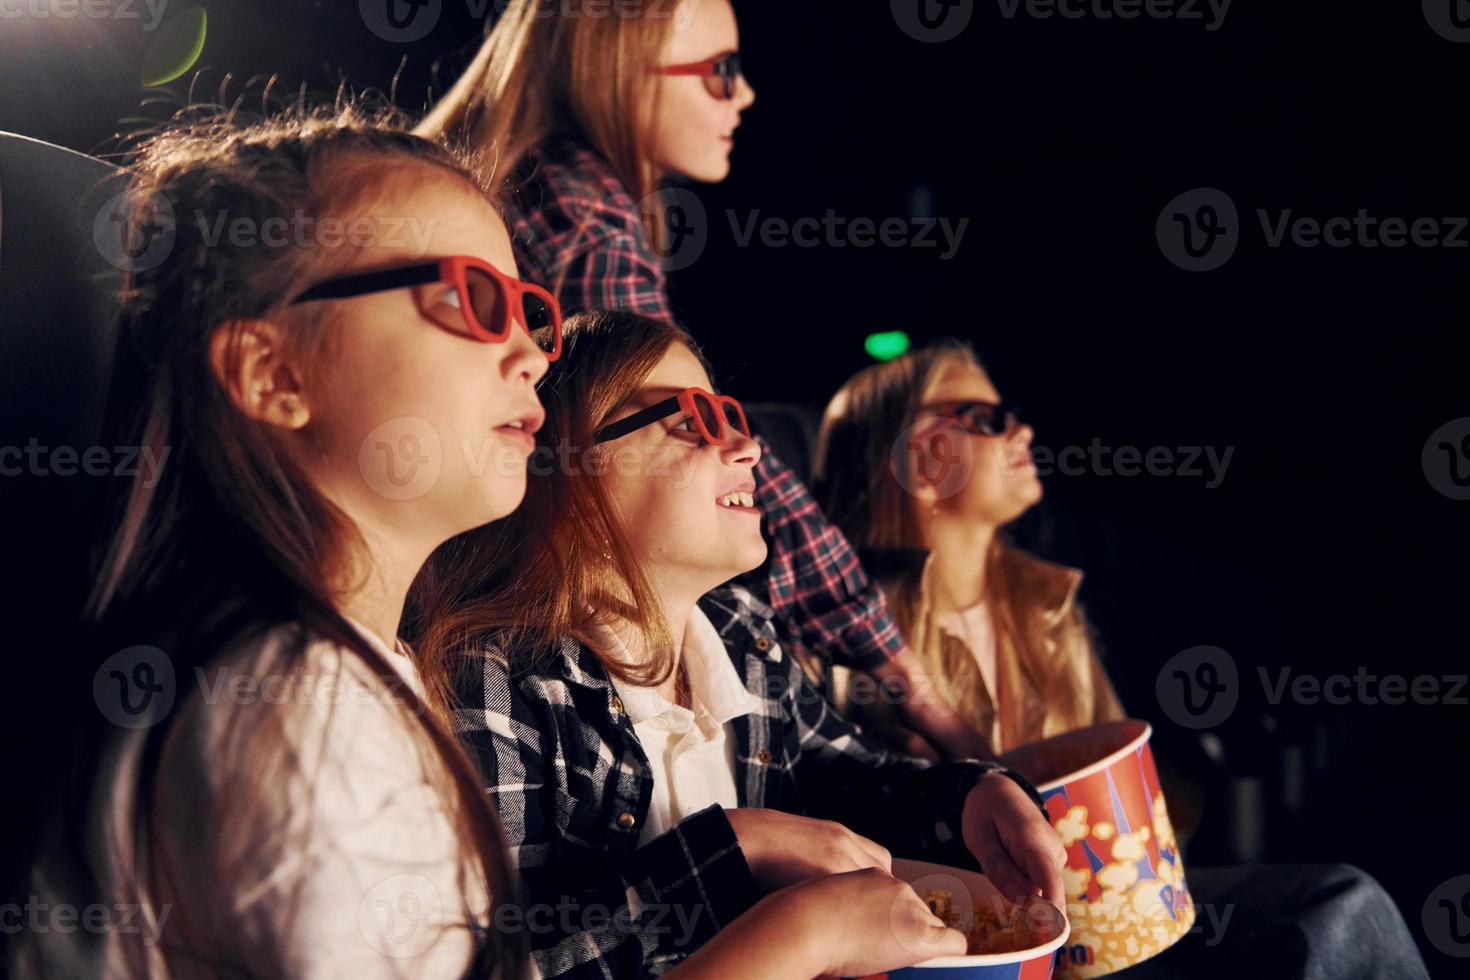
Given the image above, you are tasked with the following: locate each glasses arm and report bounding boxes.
[594,396,680,444]
[290,262,442,305]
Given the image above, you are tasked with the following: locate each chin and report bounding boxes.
[681,153,731,184]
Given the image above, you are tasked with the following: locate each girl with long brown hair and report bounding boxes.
[418,0,992,761]
[9,106,558,978]
[413,310,1066,980]
[813,339,1125,757]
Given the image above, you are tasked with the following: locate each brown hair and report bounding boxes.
[415,0,676,239]
[814,341,1109,749]
[30,105,523,979]
[412,309,703,690]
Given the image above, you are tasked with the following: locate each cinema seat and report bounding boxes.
[0,130,127,628]
[0,133,126,890]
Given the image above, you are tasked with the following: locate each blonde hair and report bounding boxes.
[815,341,1119,750]
[417,0,677,208]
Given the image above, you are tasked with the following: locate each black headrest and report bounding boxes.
[0,133,127,631]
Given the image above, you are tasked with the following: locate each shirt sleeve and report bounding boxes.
[753,446,908,672]
[453,648,761,979]
[774,644,1047,871]
[162,641,483,979]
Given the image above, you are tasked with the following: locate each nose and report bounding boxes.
[501,326,550,386]
[735,71,755,110]
[720,429,762,468]
[1010,421,1035,447]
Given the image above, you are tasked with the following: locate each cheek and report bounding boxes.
[653,89,722,159]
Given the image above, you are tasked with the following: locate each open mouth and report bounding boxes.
[496,407,545,450]
[717,490,756,510]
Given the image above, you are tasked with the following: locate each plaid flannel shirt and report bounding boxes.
[452,584,1046,980]
[502,138,905,672]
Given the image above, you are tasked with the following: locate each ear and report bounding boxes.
[904,422,970,505]
[207,319,311,431]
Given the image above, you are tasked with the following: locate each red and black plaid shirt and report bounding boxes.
[502,137,904,671]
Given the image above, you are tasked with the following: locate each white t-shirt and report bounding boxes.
[596,607,765,846]
[13,618,485,980]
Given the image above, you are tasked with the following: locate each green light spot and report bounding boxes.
[864,331,910,362]
[142,7,208,88]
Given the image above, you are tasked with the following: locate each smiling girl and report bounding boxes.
[414,310,1065,979]
[420,0,991,761]
[10,109,559,979]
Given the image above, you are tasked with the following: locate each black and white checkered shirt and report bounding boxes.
[452,584,1044,979]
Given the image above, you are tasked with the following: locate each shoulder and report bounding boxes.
[505,138,648,244]
[167,623,434,790]
[450,629,613,736]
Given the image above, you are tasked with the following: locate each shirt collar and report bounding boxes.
[596,606,763,728]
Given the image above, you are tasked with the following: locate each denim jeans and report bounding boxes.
[1120,863,1428,979]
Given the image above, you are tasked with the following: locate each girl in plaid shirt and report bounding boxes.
[418,0,989,759]
[415,311,1066,979]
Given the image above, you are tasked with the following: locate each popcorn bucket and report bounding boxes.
[1000,720,1194,978]
[851,858,1070,979]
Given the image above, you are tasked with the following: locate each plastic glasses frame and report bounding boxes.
[288,255,563,360]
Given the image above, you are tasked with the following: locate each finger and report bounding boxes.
[848,831,893,872]
[978,846,1031,908]
[1023,844,1065,910]
[915,925,969,959]
[895,890,969,958]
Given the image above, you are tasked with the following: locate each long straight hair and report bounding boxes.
[416,0,675,236]
[19,106,524,979]
[814,341,1098,747]
[412,310,702,690]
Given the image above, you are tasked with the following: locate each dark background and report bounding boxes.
[3,1,1466,972]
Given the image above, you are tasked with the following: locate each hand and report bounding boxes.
[726,807,891,892]
[769,869,968,978]
[871,653,995,760]
[960,773,1066,910]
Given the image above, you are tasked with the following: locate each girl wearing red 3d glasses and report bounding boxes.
[420,0,993,765]
[11,108,555,980]
[412,310,1066,980]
